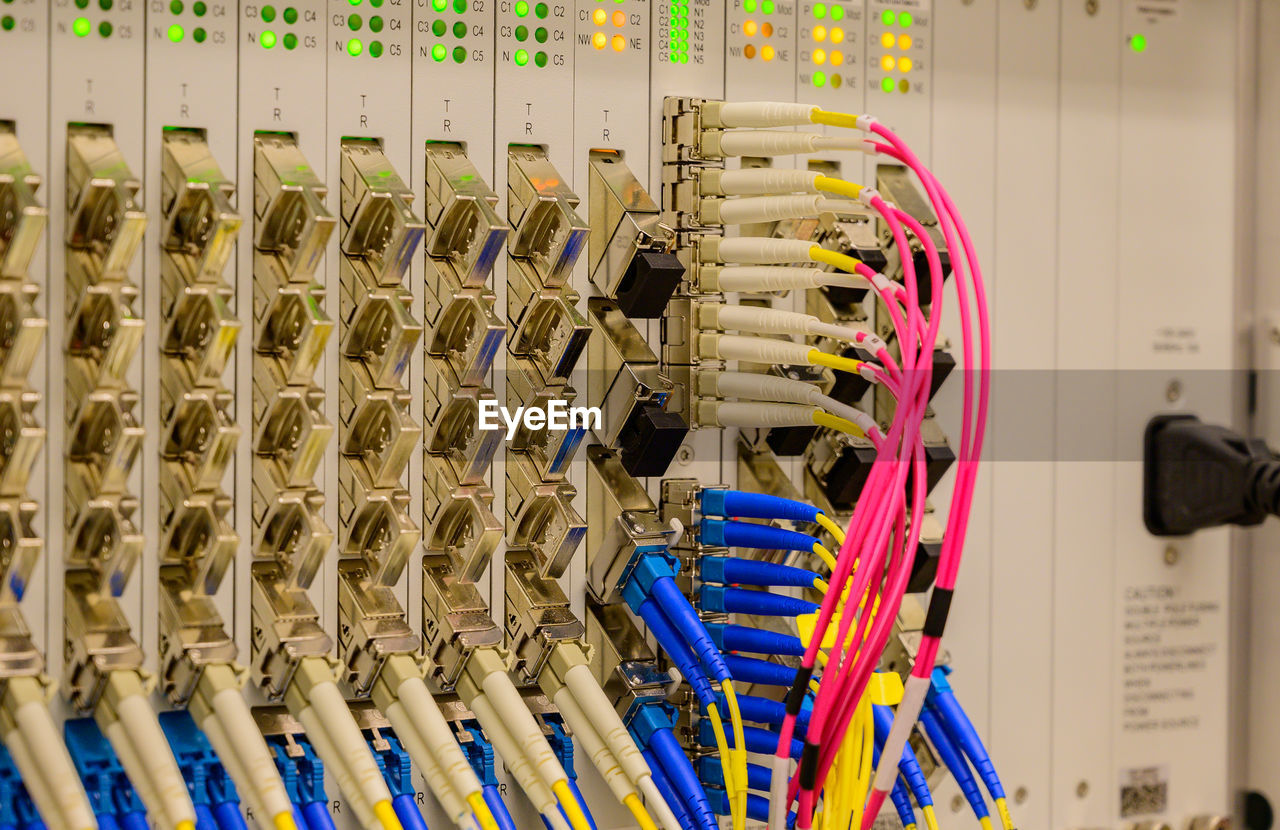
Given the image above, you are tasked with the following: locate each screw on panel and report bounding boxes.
[1164,545,1179,566]
[676,444,694,465]
[1014,786,1028,805]
[950,795,965,814]
[1166,379,1182,402]
[1076,780,1089,798]
[1085,0,1098,15]
[1024,0,1037,8]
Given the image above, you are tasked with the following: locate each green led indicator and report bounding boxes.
[167,23,183,41]
[1130,33,1147,52]
[1,16,13,30]
[371,0,383,6]
[369,16,382,32]
[193,26,206,41]
[743,0,755,11]
[283,7,296,23]
[170,0,183,12]
[75,0,88,7]
[813,70,826,87]
[261,5,275,22]
[260,29,276,48]
[881,76,894,92]
[515,0,529,15]
[283,31,296,48]
[452,20,465,36]
[432,0,446,9]
[99,0,111,9]
[830,4,843,20]
[452,45,466,61]
[72,16,91,36]
[899,11,912,26]
[453,0,465,10]
[432,42,447,60]
[369,39,382,56]
[98,19,112,36]
[514,47,529,65]
[535,1,548,16]
[812,3,825,17]
[432,19,445,35]
[534,50,547,67]
[515,24,527,40]
[534,26,547,42]
[349,0,361,5]
[347,37,362,55]
[881,9,895,25]
[348,13,361,29]
[762,0,774,13]
[195,1,207,14]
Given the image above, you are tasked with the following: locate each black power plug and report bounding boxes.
[1143,414,1280,536]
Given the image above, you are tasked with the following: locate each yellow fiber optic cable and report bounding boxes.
[922,805,942,830]
[624,793,659,830]
[815,513,847,547]
[995,798,1016,830]
[705,702,740,830]
[979,816,995,830]
[814,175,864,201]
[720,681,750,830]
[551,780,593,830]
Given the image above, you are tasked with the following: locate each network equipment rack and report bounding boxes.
[0,2,1265,830]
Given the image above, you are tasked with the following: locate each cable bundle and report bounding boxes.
[668,101,993,830]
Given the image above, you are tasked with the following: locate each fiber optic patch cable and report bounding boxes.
[674,100,989,829]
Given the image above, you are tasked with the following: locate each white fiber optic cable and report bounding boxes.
[306,678,402,830]
[392,673,489,818]
[549,689,634,805]
[102,717,170,828]
[466,693,571,830]
[4,680,97,830]
[702,371,876,433]
[700,131,871,158]
[4,727,64,830]
[199,670,295,828]
[698,333,815,366]
[697,401,824,429]
[383,700,479,830]
[705,266,863,294]
[700,302,887,353]
[295,704,378,829]
[110,689,198,830]
[699,195,864,226]
[198,708,272,827]
[699,237,816,265]
[477,671,570,796]
[705,101,818,128]
[700,168,821,196]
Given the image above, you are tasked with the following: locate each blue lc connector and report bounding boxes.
[364,728,429,830]
[699,585,818,618]
[264,732,334,830]
[457,723,518,830]
[700,519,819,554]
[699,490,822,524]
[65,717,150,830]
[158,710,247,830]
[0,742,45,830]
[918,703,989,822]
[928,667,1007,805]
[871,705,932,810]
[723,654,799,688]
[704,622,807,657]
[627,702,716,830]
[697,719,802,759]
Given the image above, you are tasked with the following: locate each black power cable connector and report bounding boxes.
[1143,414,1280,536]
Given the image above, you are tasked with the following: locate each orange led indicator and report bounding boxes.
[612,33,625,50]
[813,24,826,41]
[830,26,844,43]
[761,22,773,36]
[612,9,625,26]
[898,33,912,49]
[880,54,895,71]
[744,19,758,36]
[830,50,843,65]
[592,30,607,48]
[899,56,912,71]
[813,48,826,64]
[744,43,757,58]
[592,8,606,25]
[762,44,775,60]
[880,31,894,48]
